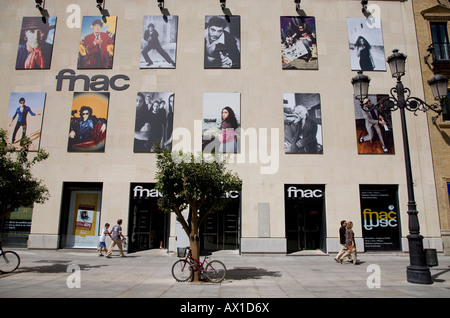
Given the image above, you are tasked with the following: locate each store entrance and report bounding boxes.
[285,185,326,254]
[59,182,103,249]
[128,183,169,253]
[200,192,240,252]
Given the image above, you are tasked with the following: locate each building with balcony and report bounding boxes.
[413,0,450,255]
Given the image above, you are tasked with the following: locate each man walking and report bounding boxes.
[334,220,347,262]
[106,219,126,258]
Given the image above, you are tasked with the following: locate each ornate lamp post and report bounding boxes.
[351,49,448,284]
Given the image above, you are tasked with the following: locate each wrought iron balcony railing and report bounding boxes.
[428,42,450,62]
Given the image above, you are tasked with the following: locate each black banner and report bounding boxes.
[360,185,401,251]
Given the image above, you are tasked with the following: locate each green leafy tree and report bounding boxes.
[155,148,242,281]
[0,128,50,220]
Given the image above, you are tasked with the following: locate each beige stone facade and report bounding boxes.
[412,0,450,255]
[0,0,444,254]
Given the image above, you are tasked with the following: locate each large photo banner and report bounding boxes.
[281,16,318,70]
[354,94,395,154]
[140,15,178,68]
[284,93,322,154]
[360,185,401,251]
[202,92,241,154]
[78,16,117,69]
[204,15,241,69]
[347,17,386,71]
[67,92,109,152]
[16,16,56,70]
[7,92,46,151]
[134,92,174,152]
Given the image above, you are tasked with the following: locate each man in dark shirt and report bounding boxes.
[204,16,240,69]
[68,106,107,151]
[334,220,348,262]
[144,100,166,152]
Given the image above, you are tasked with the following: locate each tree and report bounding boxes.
[0,128,50,220]
[155,148,242,281]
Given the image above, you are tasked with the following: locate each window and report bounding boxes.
[430,22,450,61]
[444,91,450,121]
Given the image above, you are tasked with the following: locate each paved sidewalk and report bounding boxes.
[0,248,449,300]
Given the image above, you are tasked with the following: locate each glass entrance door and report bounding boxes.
[285,184,325,254]
[59,184,103,249]
[200,200,240,251]
[128,183,170,253]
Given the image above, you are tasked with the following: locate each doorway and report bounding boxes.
[59,182,103,249]
[200,191,241,252]
[285,184,326,253]
[128,183,170,253]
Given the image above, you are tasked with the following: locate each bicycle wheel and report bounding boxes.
[171,259,193,282]
[203,260,226,283]
[0,251,20,273]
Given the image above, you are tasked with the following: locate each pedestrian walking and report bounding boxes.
[98,223,110,256]
[106,219,126,258]
[337,221,357,265]
[334,220,348,262]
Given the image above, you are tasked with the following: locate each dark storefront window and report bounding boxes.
[200,191,241,252]
[0,207,32,247]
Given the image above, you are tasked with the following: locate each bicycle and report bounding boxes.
[172,247,226,283]
[0,243,20,274]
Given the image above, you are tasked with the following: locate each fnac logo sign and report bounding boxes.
[56,69,130,91]
[286,185,324,199]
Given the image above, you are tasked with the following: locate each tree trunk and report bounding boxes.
[189,205,201,282]
[190,234,201,282]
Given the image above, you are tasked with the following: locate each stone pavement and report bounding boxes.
[0,248,449,302]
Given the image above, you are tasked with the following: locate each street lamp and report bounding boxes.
[351,49,448,285]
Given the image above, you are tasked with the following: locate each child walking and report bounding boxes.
[98,223,110,256]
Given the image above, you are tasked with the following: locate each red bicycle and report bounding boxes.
[171,247,227,283]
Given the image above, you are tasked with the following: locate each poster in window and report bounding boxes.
[354,94,395,154]
[360,185,401,251]
[204,15,241,69]
[202,93,241,154]
[68,92,109,152]
[280,16,318,70]
[347,17,386,71]
[78,16,117,69]
[16,16,57,70]
[66,191,102,248]
[140,15,178,68]
[7,92,46,151]
[284,93,323,154]
[134,92,174,152]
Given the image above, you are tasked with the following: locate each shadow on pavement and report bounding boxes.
[226,267,281,280]
[16,262,107,274]
[431,265,450,283]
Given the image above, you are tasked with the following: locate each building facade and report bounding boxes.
[0,0,444,254]
[412,0,450,255]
